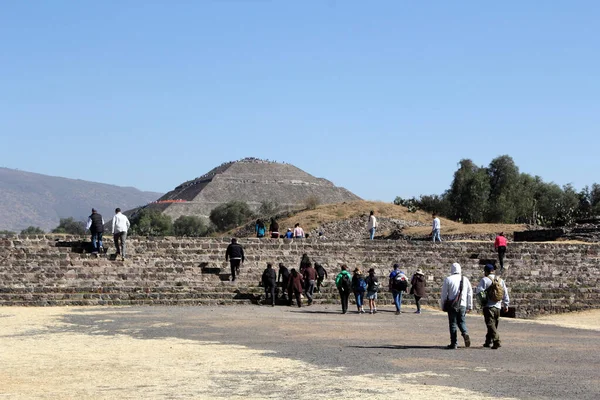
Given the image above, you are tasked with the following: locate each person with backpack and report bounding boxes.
[440,262,473,349]
[365,268,379,314]
[351,268,367,314]
[302,262,317,306]
[388,264,408,315]
[335,265,352,314]
[410,269,426,314]
[277,263,290,300]
[261,263,277,306]
[315,263,328,293]
[475,264,510,349]
[255,219,266,238]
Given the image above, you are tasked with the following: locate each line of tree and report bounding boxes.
[395,155,600,227]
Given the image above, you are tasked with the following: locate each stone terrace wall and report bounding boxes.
[0,235,599,318]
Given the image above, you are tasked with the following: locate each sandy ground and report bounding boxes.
[1,307,599,399]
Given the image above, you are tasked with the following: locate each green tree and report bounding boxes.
[130,209,173,236]
[21,226,45,235]
[486,155,520,223]
[52,218,86,235]
[447,159,490,223]
[209,201,254,231]
[258,200,279,216]
[173,216,208,237]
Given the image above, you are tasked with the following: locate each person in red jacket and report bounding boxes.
[494,232,508,271]
[287,268,304,307]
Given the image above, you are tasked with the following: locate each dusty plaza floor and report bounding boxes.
[1,305,599,400]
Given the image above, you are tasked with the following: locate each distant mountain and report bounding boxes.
[0,168,162,232]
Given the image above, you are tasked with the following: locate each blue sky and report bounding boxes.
[1,1,598,201]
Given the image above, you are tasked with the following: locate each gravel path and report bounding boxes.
[1,305,598,399]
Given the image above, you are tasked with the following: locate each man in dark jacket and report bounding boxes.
[302,262,317,306]
[261,263,277,306]
[315,263,328,293]
[86,208,104,256]
[277,263,290,300]
[225,238,245,282]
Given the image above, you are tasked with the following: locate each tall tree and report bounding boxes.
[486,155,520,223]
[447,159,490,223]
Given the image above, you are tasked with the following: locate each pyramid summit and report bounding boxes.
[147,158,361,220]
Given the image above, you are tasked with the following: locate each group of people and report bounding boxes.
[258,254,328,307]
[255,218,306,239]
[333,263,426,315]
[85,208,130,261]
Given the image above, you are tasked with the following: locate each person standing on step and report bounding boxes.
[440,262,473,349]
[261,263,277,306]
[494,232,508,271]
[302,262,317,306]
[335,265,352,314]
[365,268,380,314]
[269,218,280,238]
[111,208,130,261]
[86,208,104,256]
[367,210,378,240]
[299,253,311,275]
[351,268,366,314]
[315,263,328,293]
[255,219,266,238]
[432,213,442,243]
[287,268,303,307]
[389,264,408,315]
[293,223,305,239]
[277,263,290,300]
[410,269,427,314]
[475,264,510,349]
[225,238,245,282]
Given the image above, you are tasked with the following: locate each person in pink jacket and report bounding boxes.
[494,232,508,271]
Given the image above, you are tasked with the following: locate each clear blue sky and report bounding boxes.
[1,1,599,201]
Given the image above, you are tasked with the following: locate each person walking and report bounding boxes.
[440,262,473,349]
[388,264,408,315]
[111,208,130,261]
[475,264,510,349]
[351,268,366,314]
[269,218,280,238]
[302,262,317,306]
[225,238,245,282]
[367,211,378,240]
[494,232,508,271]
[293,223,305,239]
[432,213,442,243]
[86,208,104,256]
[315,263,328,293]
[365,268,379,314]
[335,265,352,314]
[287,268,303,307]
[277,263,290,300]
[261,263,277,306]
[410,269,427,314]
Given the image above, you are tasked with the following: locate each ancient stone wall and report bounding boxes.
[1,235,598,318]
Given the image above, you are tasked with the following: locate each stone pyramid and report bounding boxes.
[146,158,361,220]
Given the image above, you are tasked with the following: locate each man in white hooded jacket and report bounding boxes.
[440,262,473,349]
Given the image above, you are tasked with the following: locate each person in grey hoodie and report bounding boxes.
[440,262,473,349]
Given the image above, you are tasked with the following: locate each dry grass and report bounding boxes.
[276,200,527,236]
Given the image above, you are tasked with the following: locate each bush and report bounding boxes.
[21,226,45,235]
[173,216,208,237]
[52,218,86,235]
[304,195,320,210]
[0,230,16,236]
[210,201,254,231]
[130,209,173,236]
[258,200,279,216]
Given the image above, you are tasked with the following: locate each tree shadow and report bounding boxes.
[349,344,448,350]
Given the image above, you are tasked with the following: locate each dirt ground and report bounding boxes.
[1,306,598,399]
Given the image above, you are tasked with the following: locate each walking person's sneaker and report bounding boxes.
[483,342,491,348]
[463,334,471,348]
[492,342,501,349]
[414,310,421,314]
[395,311,400,315]
[446,344,458,350]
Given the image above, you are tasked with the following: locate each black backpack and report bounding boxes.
[340,274,352,292]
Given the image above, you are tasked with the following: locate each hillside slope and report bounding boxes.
[235,200,526,240]
[0,168,162,232]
